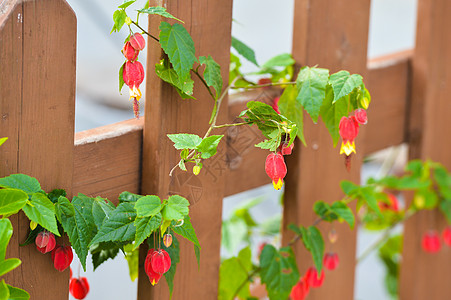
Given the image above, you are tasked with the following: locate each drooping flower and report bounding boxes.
[354,108,368,125]
[145,249,162,286]
[51,245,73,272]
[339,116,359,156]
[35,231,56,254]
[421,231,441,253]
[122,41,139,61]
[323,252,339,271]
[290,276,309,300]
[379,193,400,212]
[305,267,325,288]
[129,33,146,51]
[265,152,287,190]
[123,60,145,118]
[163,234,173,248]
[69,277,90,300]
[280,141,294,155]
[151,249,172,274]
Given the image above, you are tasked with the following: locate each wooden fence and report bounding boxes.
[0,0,450,299]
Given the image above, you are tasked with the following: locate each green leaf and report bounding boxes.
[124,244,139,282]
[133,213,162,250]
[329,71,363,103]
[111,10,127,33]
[167,134,202,150]
[259,245,299,300]
[360,187,382,216]
[0,137,7,147]
[433,165,451,199]
[320,85,348,146]
[119,191,143,203]
[296,66,329,123]
[19,225,43,247]
[255,139,279,151]
[91,243,120,271]
[0,189,28,216]
[261,53,295,69]
[171,216,200,248]
[155,59,195,98]
[22,193,59,235]
[0,174,42,195]
[440,200,451,224]
[119,62,125,93]
[0,259,21,277]
[340,180,360,196]
[118,0,136,9]
[91,197,115,231]
[300,226,324,273]
[135,195,162,217]
[0,219,12,261]
[0,280,10,300]
[196,135,223,159]
[278,85,306,145]
[6,285,29,300]
[90,202,137,245]
[330,201,355,229]
[199,55,223,98]
[161,195,189,221]
[218,247,252,300]
[138,6,183,23]
[231,37,258,66]
[159,22,197,82]
[313,201,337,222]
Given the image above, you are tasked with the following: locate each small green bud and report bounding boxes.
[125,17,132,26]
[193,165,201,175]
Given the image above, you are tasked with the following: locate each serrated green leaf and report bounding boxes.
[171,216,200,248]
[133,213,162,250]
[0,259,21,277]
[440,201,451,224]
[0,280,10,300]
[6,284,29,300]
[47,189,66,204]
[340,180,360,196]
[155,59,195,98]
[111,10,127,33]
[261,53,295,69]
[320,85,348,146]
[22,193,59,236]
[92,197,115,230]
[118,191,143,203]
[135,195,162,217]
[118,0,136,9]
[433,165,451,199]
[219,247,252,300]
[330,201,355,229]
[0,189,28,216]
[167,134,202,150]
[0,174,42,195]
[329,71,363,103]
[91,243,120,271]
[296,66,329,123]
[259,245,299,300]
[196,135,223,159]
[360,187,382,216]
[159,22,197,82]
[300,226,324,273]
[199,55,223,98]
[278,85,306,146]
[313,201,337,222]
[138,6,183,23]
[161,195,190,221]
[231,37,258,66]
[90,202,137,245]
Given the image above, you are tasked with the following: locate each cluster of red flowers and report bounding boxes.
[144,247,172,285]
[264,141,293,190]
[69,269,90,300]
[422,227,451,253]
[290,253,339,300]
[122,33,146,118]
[35,231,73,272]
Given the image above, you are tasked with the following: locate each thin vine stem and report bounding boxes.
[230,81,296,90]
[191,68,216,101]
[132,21,159,42]
[212,122,252,129]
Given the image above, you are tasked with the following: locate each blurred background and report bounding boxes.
[67,0,418,299]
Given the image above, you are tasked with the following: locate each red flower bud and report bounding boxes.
[354,108,368,125]
[421,231,441,253]
[280,141,294,155]
[379,193,400,212]
[265,152,287,190]
[163,234,173,248]
[123,61,145,89]
[290,276,309,300]
[145,249,162,285]
[35,231,56,253]
[122,41,139,61]
[323,252,339,271]
[151,249,171,274]
[129,33,146,51]
[339,116,359,156]
[69,277,89,300]
[305,267,324,288]
[443,227,451,247]
[272,96,280,114]
[51,245,73,272]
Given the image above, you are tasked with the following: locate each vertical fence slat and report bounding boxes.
[283,1,371,299]
[401,0,451,298]
[1,0,76,298]
[138,0,233,299]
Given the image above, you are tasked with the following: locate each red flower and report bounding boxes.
[272,96,280,114]
[122,41,139,61]
[51,245,73,272]
[421,231,441,253]
[145,249,162,285]
[35,231,56,254]
[69,277,90,299]
[290,276,309,300]
[280,141,294,155]
[123,61,145,91]
[379,193,400,212]
[339,116,359,156]
[265,152,287,190]
[443,227,451,247]
[323,252,339,271]
[354,108,367,125]
[151,249,171,274]
[129,33,146,51]
[305,267,324,288]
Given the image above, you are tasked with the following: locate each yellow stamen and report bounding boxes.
[151,279,156,286]
[129,85,142,101]
[272,178,284,190]
[340,141,356,156]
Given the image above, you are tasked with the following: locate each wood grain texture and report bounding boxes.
[400,0,451,298]
[73,118,143,204]
[0,0,76,298]
[138,1,233,299]
[282,1,371,300]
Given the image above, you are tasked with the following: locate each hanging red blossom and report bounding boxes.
[305,267,325,288]
[145,249,162,286]
[35,231,56,254]
[129,33,146,51]
[69,277,90,300]
[265,152,287,190]
[51,245,73,272]
[323,252,339,271]
[338,116,359,156]
[421,231,441,253]
[290,275,309,300]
